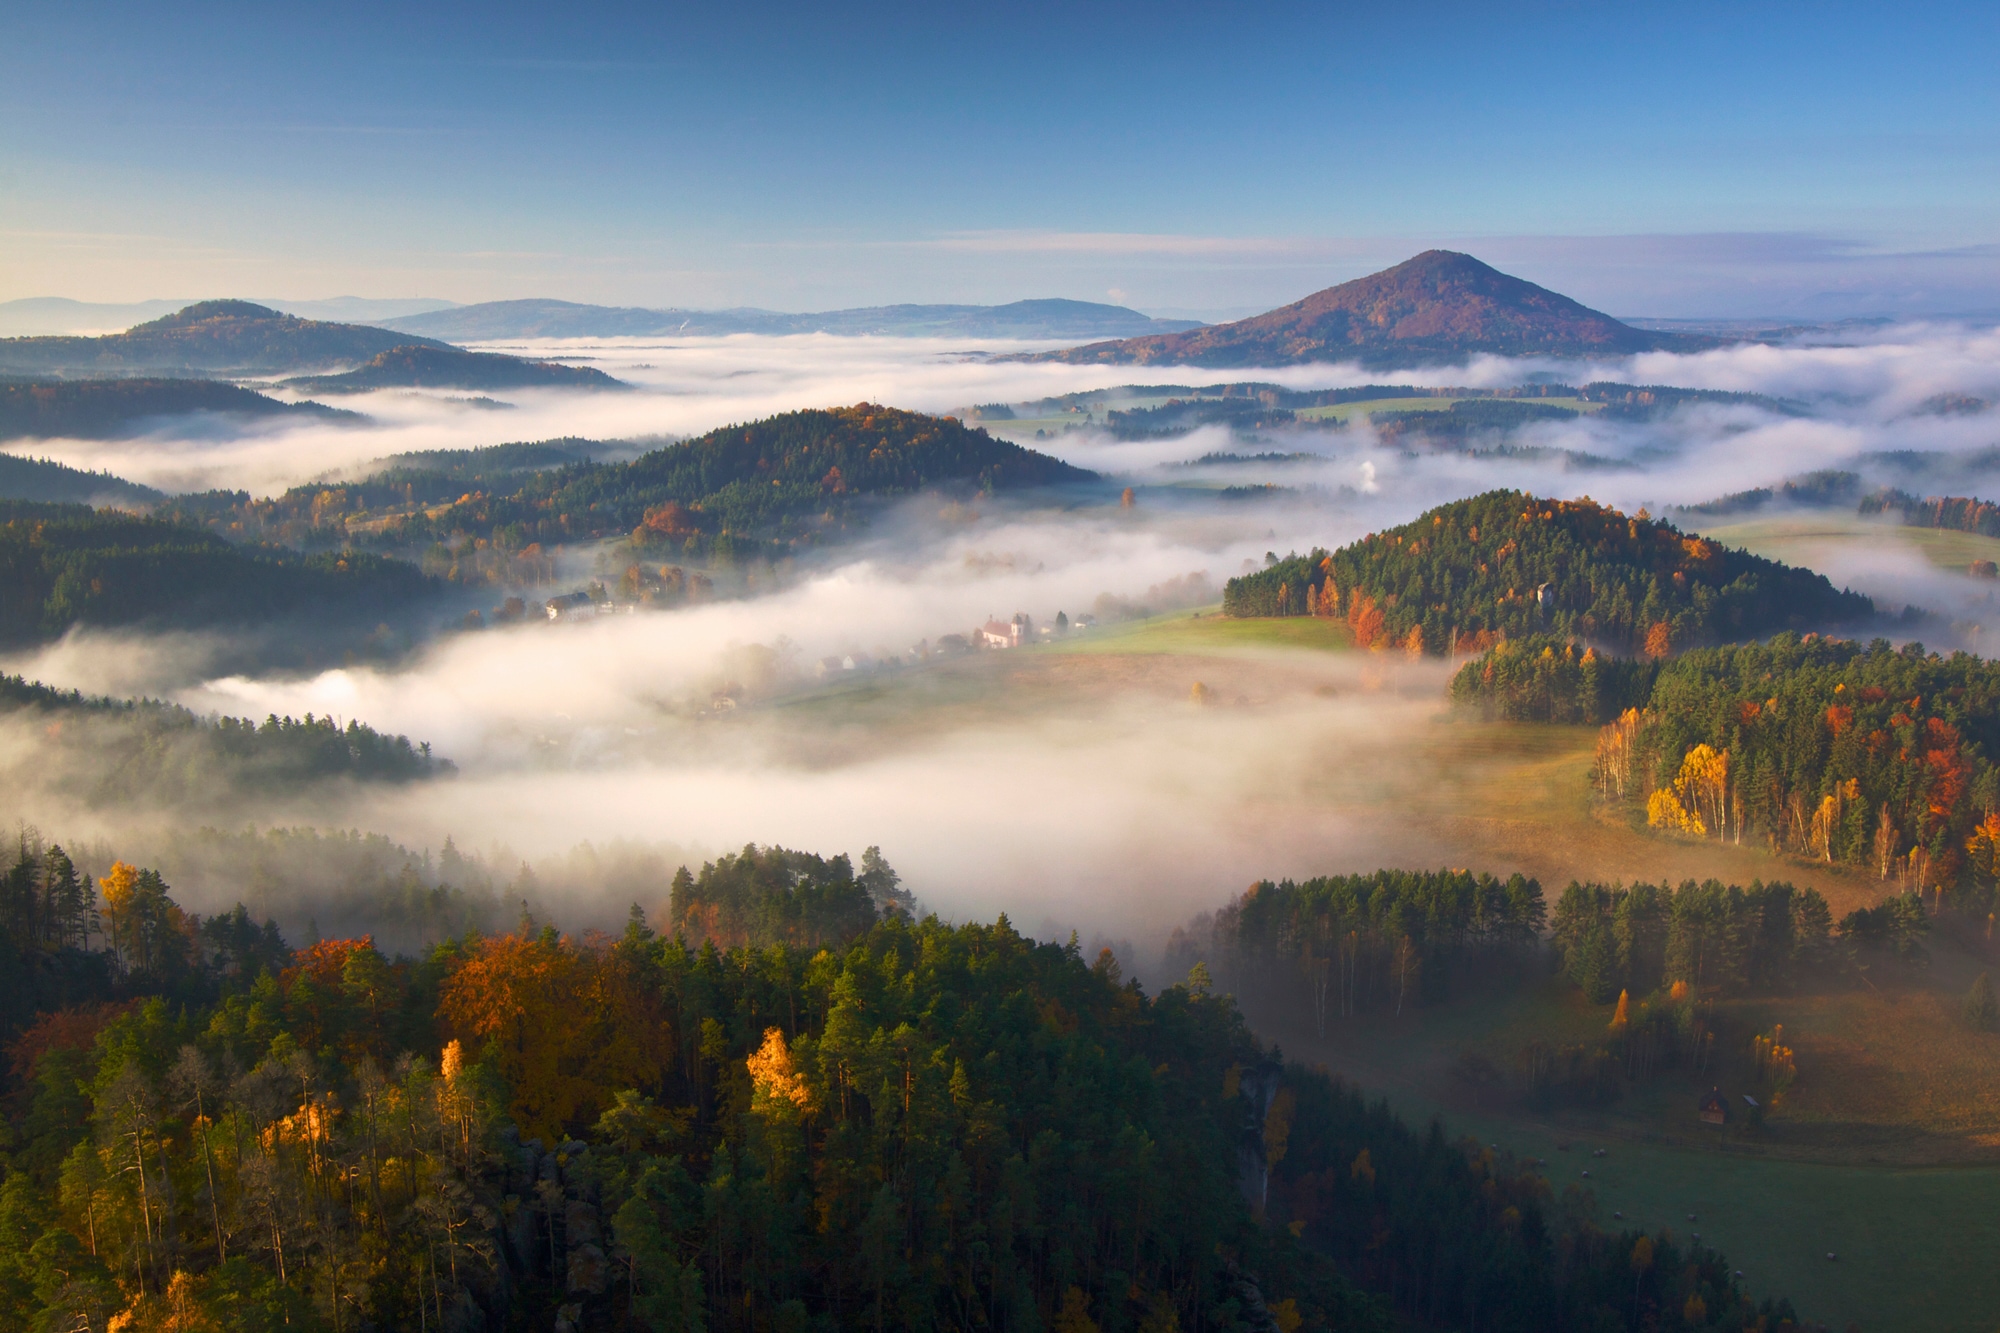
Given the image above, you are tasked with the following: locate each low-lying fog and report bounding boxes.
[8,322,2000,950]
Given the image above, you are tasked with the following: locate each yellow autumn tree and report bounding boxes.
[1647,787,1704,837]
[1609,989,1630,1034]
[1648,743,1731,840]
[746,1027,813,1116]
[1967,812,2000,884]
[1054,1286,1101,1333]
[98,861,140,969]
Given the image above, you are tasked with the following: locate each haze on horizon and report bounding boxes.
[4,1,1999,320]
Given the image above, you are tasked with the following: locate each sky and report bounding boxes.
[3,0,1999,317]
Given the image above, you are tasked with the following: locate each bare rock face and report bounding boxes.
[567,1243,610,1295]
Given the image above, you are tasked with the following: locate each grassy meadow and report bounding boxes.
[1694,510,2000,577]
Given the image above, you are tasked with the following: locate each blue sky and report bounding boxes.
[3,0,1998,316]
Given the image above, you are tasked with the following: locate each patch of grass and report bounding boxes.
[1052,607,1353,655]
[1291,396,1602,423]
[1696,512,2000,576]
[1270,986,2000,1333]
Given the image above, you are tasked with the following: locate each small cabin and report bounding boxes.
[1699,1088,1728,1126]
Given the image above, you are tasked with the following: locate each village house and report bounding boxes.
[978,612,1033,649]
[544,591,595,621]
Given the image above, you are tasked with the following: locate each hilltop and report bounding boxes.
[381,296,1202,341]
[0,377,358,441]
[1032,251,1704,368]
[282,343,628,392]
[0,300,452,376]
[166,405,1096,568]
[1226,490,1873,654]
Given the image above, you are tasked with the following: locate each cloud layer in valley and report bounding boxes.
[10,323,2000,945]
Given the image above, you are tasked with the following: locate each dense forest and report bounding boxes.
[1164,871,1547,1037]
[167,407,1095,578]
[1576,637,2000,900]
[1548,879,1843,1004]
[0,500,433,646]
[1224,492,1872,656]
[0,674,450,806]
[0,453,164,507]
[282,346,627,394]
[1446,636,1662,724]
[0,379,356,442]
[1674,472,1860,520]
[0,839,1808,1332]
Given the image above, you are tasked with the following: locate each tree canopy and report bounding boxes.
[0,834,1805,1333]
[1227,491,1872,656]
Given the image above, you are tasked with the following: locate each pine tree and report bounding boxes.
[1964,971,1998,1031]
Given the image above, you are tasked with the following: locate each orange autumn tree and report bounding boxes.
[439,930,670,1140]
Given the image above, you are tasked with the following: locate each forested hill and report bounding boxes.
[0,377,358,441]
[0,833,1802,1332]
[0,673,451,804]
[282,344,628,392]
[0,453,164,507]
[1031,251,1704,368]
[0,301,450,376]
[1225,491,1873,655]
[168,405,1097,562]
[0,500,432,646]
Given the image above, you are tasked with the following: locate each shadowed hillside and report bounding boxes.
[167,405,1097,566]
[282,343,629,392]
[0,301,452,376]
[0,377,357,440]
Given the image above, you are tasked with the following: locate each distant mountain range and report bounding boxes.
[0,301,453,376]
[1030,251,1709,368]
[0,296,459,338]
[379,297,1202,341]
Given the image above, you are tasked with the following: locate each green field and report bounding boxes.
[1696,511,2000,577]
[1272,1008,2000,1333]
[1052,606,1351,654]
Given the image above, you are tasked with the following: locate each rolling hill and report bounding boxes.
[166,406,1097,565]
[281,344,628,392]
[1228,490,1873,654]
[0,377,358,440]
[1032,251,1705,368]
[0,454,164,507]
[381,297,1201,341]
[0,300,453,376]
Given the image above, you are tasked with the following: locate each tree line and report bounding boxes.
[1223,492,1871,657]
[0,674,449,806]
[1165,870,1547,1037]
[1860,487,2000,539]
[0,500,432,647]
[0,835,1811,1332]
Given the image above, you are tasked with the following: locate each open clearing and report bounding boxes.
[1695,510,2000,576]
